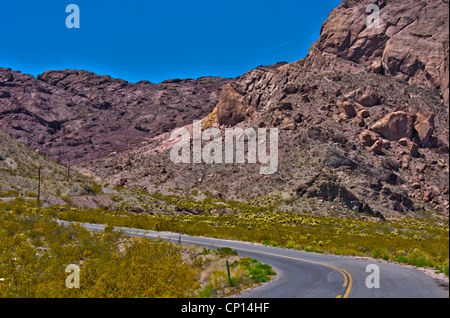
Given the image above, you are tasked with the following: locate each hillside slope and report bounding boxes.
[0,129,98,201]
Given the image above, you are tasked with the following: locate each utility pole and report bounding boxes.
[67,158,71,182]
[37,166,41,206]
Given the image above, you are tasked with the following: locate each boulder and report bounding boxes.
[278,102,293,111]
[353,117,366,128]
[341,101,357,117]
[398,138,410,146]
[360,130,378,147]
[380,139,391,150]
[410,143,420,158]
[370,111,414,141]
[283,86,298,95]
[414,112,435,146]
[369,60,384,74]
[279,117,296,131]
[357,109,370,118]
[345,86,379,107]
[370,140,383,155]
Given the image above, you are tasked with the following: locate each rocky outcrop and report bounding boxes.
[190,0,448,217]
[316,0,449,107]
[216,84,247,126]
[311,145,357,170]
[83,0,449,218]
[297,175,385,220]
[341,101,358,118]
[368,110,437,148]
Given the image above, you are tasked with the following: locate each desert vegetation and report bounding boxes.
[2,189,446,278]
[57,206,450,276]
[0,199,276,298]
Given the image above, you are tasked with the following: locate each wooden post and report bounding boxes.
[226,260,232,285]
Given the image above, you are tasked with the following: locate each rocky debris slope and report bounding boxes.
[80,0,449,219]
[81,66,449,218]
[0,68,233,164]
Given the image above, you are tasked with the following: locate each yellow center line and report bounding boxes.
[83,226,353,297]
[140,231,353,298]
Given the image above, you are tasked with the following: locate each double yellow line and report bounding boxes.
[200,242,353,299]
[84,224,353,298]
[142,232,353,298]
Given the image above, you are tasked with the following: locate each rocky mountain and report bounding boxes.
[213,0,449,218]
[0,68,232,164]
[1,0,449,219]
[76,0,449,219]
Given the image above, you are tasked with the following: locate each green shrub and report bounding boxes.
[216,247,238,257]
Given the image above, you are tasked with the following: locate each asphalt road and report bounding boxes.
[67,222,448,298]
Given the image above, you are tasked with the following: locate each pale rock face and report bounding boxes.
[216,84,247,127]
[316,0,449,106]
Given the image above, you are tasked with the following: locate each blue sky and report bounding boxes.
[0,0,341,83]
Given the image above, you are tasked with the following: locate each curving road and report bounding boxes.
[68,222,448,298]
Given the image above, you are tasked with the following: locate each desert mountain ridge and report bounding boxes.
[0,67,233,164]
[1,0,449,219]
